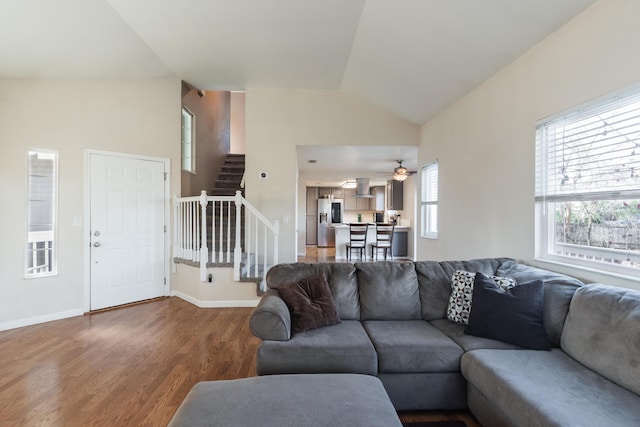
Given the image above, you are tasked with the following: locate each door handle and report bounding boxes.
[93,242,102,247]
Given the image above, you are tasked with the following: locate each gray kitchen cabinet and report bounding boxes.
[306,215,317,245]
[331,187,344,199]
[392,230,408,257]
[344,188,357,211]
[370,186,385,211]
[318,187,332,198]
[306,187,318,215]
[318,187,343,199]
[356,196,370,211]
[386,180,403,210]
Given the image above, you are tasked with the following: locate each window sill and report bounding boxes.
[533,256,640,284]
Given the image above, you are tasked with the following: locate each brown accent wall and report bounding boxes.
[181,83,230,196]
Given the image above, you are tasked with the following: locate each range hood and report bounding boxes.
[354,178,375,198]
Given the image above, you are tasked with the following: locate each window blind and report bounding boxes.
[422,161,438,203]
[536,89,640,202]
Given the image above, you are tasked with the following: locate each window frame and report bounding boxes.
[181,106,196,173]
[535,86,640,278]
[25,148,58,278]
[421,160,439,239]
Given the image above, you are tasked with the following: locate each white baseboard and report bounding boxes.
[0,308,84,332]
[171,291,259,308]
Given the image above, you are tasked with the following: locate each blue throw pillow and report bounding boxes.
[465,272,550,350]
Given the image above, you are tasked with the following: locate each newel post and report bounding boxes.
[199,190,209,282]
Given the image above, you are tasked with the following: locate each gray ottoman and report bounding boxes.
[168,374,402,427]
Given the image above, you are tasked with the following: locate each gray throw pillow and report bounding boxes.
[465,272,550,350]
[278,272,340,333]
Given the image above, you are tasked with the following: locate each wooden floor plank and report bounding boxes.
[0,297,479,426]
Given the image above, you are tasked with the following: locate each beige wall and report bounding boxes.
[230,91,246,154]
[245,89,419,262]
[417,0,640,290]
[0,79,182,327]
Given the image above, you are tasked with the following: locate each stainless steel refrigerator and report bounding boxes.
[317,199,343,247]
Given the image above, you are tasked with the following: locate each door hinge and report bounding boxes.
[164,172,167,181]
[164,277,167,285]
[164,225,167,232]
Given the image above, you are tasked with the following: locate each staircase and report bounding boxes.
[174,154,274,295]
[207,154,245,267]
[211,154,245,196]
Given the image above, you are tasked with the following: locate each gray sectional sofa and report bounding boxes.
[249,258,640,427]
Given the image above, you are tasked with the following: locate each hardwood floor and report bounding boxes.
[0,297,479,426]
[298,245,410,263]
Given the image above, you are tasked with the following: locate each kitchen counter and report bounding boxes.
[334,223,410,260]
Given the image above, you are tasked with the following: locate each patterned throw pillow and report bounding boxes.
[447,270,517,325]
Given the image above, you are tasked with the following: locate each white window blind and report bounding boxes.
[422,161,438,203]
[536,90,640,203]
[535,86,640,275]
[421,161,438,239]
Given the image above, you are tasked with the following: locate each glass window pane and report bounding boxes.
[26,149,57,278]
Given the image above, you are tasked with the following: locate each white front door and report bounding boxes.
[90,153,166,310]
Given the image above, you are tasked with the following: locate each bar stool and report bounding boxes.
[346,223,368,261]
[371,224,394,261]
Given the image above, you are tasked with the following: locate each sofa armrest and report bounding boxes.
[249,289,291,341]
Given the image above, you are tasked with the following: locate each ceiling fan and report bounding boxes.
[378,160,417,181]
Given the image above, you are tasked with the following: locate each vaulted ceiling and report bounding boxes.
[2,0,596,125]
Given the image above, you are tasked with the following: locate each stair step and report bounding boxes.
[225,154,245,162]
[211,189,241,196]
[215,180,242,189]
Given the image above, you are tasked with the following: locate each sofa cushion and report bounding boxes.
[430,319,522,352]
[462,349,640,427]
[415,258,512,321]
[561,284,640,396]
[496,260,583,346]
[357,262,421,320]
[265,263,360,320]
[277,272,340,333]
[362,320,463,373]
[447,270,516,325]
[256,320,377,375]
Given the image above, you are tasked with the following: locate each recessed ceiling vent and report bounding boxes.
[355,178,375,198]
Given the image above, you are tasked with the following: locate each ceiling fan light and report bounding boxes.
[394,166,408,175]
[393,172,408,181]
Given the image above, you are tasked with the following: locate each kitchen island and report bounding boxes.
[334,223,410,260]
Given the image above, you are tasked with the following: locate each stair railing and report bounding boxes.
[173,190,279,283]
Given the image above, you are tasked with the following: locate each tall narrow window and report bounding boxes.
[535,87,640,275]
[26,149,57,278]
[421,160,439,239]
[181,107,195,173]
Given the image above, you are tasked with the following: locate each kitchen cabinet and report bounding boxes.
[370,186,385,211]
[306,187,318,215]
[356,196,370,211]
[318,187,331,198]
[306,215,317,245]
[386,180,404,210]
[392,230,408,257]
[318,187,343,199]
[344,188,357,211]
